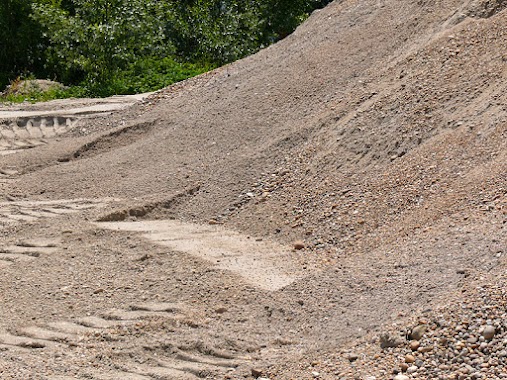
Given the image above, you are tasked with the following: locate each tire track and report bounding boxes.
[0,302,243,380]
[0,198,113,226]
[0,238,59,268]
[0,168,18,188]
[0,199,114,268]
[0,116,77,155]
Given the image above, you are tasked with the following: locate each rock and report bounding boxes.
[409,341,420,351]
[347,353,359,362]
[394,375,410,380]
[406,365,418,374]
[379,333,404,348]
[400,363,409,372]
[293,241,305,250]
[409,325,427,340]
[482,325,495,340]
[215,307,228,314]
[251,368,263,378]
[405,354,415,363]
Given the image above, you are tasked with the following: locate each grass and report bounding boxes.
[0,86,87,104]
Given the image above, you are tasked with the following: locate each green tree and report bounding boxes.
[166,0,265,65]
[32,0,170,92]
[0,0,47,88]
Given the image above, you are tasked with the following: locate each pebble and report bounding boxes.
[410,324,427,340]
[482,325,495,340]
[293,240,305,250]
[379,333,404,348]
[317,273,507,380]
[409,341,420,351]
[251,368,263,378]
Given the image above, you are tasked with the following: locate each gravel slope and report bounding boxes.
[0,0,505,379]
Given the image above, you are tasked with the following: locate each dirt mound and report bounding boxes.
[0,0,506,378]
[2,79,66,96]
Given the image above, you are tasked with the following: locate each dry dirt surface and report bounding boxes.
[0,0,506,379]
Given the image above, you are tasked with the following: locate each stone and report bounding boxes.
[410,340,420,351]
[394,375,410,380]
[482,325,495,340]
[379,333,404,348]
[251,368,263,378]
[410,325,427,340]
[294,241,305,250]
[405,354,415,363]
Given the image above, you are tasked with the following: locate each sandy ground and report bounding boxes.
[0,0,505,379]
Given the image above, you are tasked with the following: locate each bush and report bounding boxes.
[111,57,214,95]
[31,0,171,87]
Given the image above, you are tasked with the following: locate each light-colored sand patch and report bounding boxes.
[98,220,303,291]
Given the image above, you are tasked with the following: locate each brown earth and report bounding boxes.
[0,0,506,379]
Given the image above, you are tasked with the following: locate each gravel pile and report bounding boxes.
[324,274,507,380]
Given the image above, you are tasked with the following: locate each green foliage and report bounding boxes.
[0,0,47,89]
[167,0,266,65]
[112,57,214,95]
[31,0,170,86]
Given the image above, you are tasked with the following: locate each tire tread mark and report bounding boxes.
[0,116,77,154]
